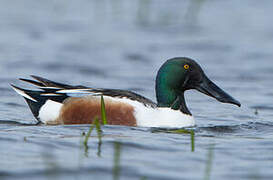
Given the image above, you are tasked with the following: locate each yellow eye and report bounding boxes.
[184,64,190,70]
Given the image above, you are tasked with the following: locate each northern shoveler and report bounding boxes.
[11,57,240,127]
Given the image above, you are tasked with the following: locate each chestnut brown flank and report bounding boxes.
[58,96,137,126]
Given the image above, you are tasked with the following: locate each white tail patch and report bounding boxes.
[11,86,37,102]
[38,100,62,123]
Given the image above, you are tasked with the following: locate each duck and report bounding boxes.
[11,57,240,128]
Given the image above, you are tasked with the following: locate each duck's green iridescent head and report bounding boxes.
[156,57,240,115]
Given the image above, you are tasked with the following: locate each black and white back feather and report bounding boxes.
[11,76,156,121]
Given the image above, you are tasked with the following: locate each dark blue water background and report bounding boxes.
[0,0,273,179]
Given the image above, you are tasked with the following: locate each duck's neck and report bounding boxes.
[156,87,192,115]
[155,61,191,115]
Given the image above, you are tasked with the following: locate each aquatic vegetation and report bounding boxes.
[172,129,196,152]
[185,0,206,24]
[82,117,103,157]
[101,95,107,125]
[41,149,60,178]
[204,144,214,180]
[151,128,195,152]
[94,117,102,157]
[83,122,95,148]
[113,141,122,180]
[83,95,106,154]
[190,130,195,152]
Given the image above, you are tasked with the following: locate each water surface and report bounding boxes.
[0,0,273,179]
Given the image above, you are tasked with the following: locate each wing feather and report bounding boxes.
[17,76,156,107]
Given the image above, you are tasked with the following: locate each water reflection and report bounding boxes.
[91,0,206,28]
[41,149,60,179]
[137,0,151,26]
[185,0,206,25]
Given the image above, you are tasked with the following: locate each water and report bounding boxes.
[1,0,273,179]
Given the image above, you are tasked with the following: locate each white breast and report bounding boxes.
[135,107,195,128]
[115,97,195,128]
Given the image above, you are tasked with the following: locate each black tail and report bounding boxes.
[10,85,48,120]
[10,85,67,120]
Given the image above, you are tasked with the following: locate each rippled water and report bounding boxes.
[1,0,273,179]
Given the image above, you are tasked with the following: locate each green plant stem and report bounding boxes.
[191,130,195,152]
[83,125,95,147]
[101,95,107,125]
[204,144,214,180]
[113,142,121,180]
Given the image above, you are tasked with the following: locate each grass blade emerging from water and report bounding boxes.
[101,95,107,125]
[94,117,102,157]
[204,144,214,180]
[82,96,106,156]
[191,130,195,152]
[84,95,106,147]
[94,117,102,141]
[83,124,95,147]
[83,117,103,157]
[113,141,122,180]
